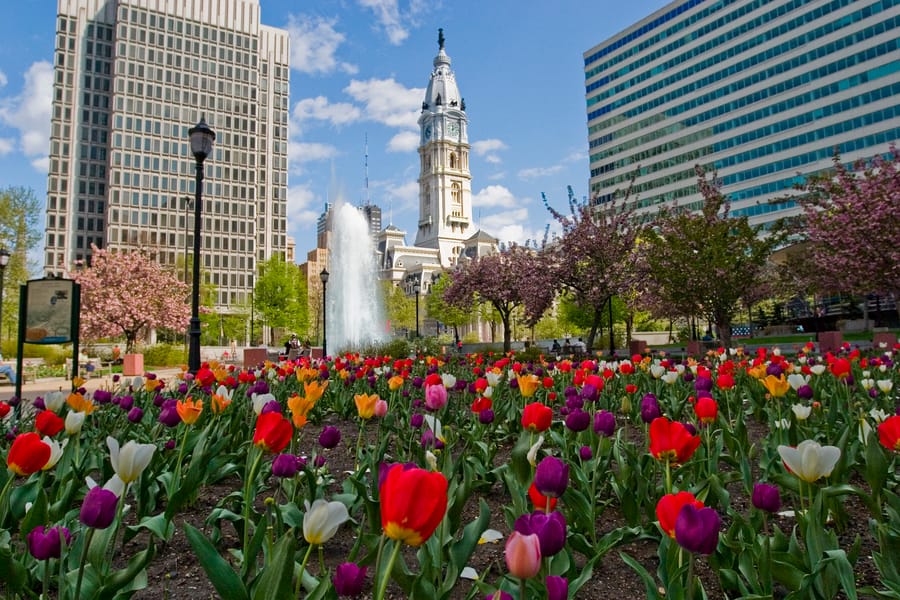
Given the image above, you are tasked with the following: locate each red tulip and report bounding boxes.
[7,432,51,476]
[878,415,900,452]
[528,481,557,512]
[716,373,735,390]
[649,417,701,465]
[656,491,703,538]
[693,397,718,426]
[521,402,552,432]
[253,412,293,454]
[35,411,65,437]
[380,464,447,546]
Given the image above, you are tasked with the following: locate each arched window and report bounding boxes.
[449,152,458,169]
[451,182,462,217]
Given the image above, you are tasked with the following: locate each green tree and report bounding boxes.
[425,273,471,342]
[0,186,42,348]
[640,167,784,347]
[254,254,308,345]
[382,281,415,335]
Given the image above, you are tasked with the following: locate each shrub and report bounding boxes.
[141,343,186,367]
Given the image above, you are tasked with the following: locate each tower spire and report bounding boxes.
[364,133,370,206]
[438,28,445,50]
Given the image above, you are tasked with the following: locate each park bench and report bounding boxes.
[0,358,46,385]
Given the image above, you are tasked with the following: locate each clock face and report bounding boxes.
[424,126,432,140]
[448,122,459,136]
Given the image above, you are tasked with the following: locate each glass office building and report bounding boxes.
[584,0,900,227]
[44,0,290,309]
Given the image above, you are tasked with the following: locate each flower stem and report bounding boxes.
[665,460,672,495]
[242,448,264,568]
[519,576,527,600]
[375,540,402,600]
[42,559,50,600]
[293,542,314,598]
[686,551,695,599]
[74,527,96,600]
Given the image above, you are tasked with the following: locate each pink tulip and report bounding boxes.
[374,399,388,418]
[424,384,448,411]
[505,531,541,579]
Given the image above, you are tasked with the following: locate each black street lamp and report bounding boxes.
[187,118,215,375]
[414,281,421,338]
[319,269,329,357]
[0,248,9,352]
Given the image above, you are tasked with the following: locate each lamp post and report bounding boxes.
[187,118,215,375]
[0,248,9,352]
[414,281,420,338]
[319,269,329,357]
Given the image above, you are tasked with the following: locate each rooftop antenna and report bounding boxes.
[364,133,370,206]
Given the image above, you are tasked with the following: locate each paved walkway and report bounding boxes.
[1,367,185,403]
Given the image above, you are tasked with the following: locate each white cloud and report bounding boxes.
[344,78,424,129]
[564,150,587,162]
[287,183,322,229]
[0,61,53,172]
[387,131,419,152]
[378,179,419,219]
[473,185,518,208]
[0,70,7,88]
[0,137,14,155]
[288,142,339,175]
[518,165,564,180]
[292,96,362,128]
[356,0,430,45]
[488,171,506,181]
[485,155,501,164]
[286,14,357,75]
[477,208,548,246]
[472,139,507,156]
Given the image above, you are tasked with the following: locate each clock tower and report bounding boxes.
[415,29,473,268]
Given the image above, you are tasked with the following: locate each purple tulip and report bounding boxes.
[694,376,712,393]
[79,487,119,529]
[319,426,341,449]
[797,384,814,400]
[594,410,616,437]
[479,409,495,424]
[674,504,720,555]
[93,389,113,404]
[766,363,783,377]
[640,393,661,423]
[333,562,367,597]
[579,445,593,461]
[164,439,176,451]
[127,407,144,423]
[272,454,300,478]
[682,421,697,436]
[514,510,567,557]
[118,395,134,411]
[26,525,71,560]
[261,400,282,415]
[546,575,568,600]
[751,483,781,514]
[158,399,182,427]
[534,456,568,498]
[410,413,424,429]
[420,430,445,450]
[581,383,599,402]
[565,409,591,432]
[313,455,327,469]
[32,398,46,410]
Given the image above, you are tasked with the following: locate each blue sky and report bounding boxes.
[0,0,665,262]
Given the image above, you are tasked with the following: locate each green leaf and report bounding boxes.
[0,546,29,592]
[250,533,296,600]
[19,487,49,537]
[620,551,660,600]
[183,523,249,600]
[97,541,156,600]
[127,514,175,542]
[510,431,534,487]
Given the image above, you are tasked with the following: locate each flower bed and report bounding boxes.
[1,343,898,599]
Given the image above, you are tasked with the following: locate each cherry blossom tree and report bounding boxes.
[544,186,643,352]
[443,244,555,352]
[71,244,190,353]
[794,145,900,310]
[639,167,783,347]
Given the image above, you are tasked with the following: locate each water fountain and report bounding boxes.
[327,201,387,352]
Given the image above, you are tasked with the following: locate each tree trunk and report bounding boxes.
[502,314,512,352]
[715,317,733,349]
[586,305,603,352]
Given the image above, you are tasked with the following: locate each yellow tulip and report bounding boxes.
[304,380,328,403]
[388,375,405,391]
[176,397,203,425]
[517,374,540,398]
[67,392,95,415]
[762,374,790,397]
[288,393,316,429]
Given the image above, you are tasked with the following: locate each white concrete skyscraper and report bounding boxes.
[44,0,290,310]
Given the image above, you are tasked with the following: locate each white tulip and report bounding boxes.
[869,407,890,423]
[252,392,276,415]
[441,373,456,389]
[777,439,841,483]
[41,436,67,470]
[65,411,86,435]
[44,391,66,413]
[650,365,666,379]
[107,436,156,484]
[876,380,893,394]
[661,371,679,385]
[786,373,809,391]
[791,404,812,421]
[527,434,545,466]
[485,371,502,387]
[809,364,827,376]
[303,499,349,545]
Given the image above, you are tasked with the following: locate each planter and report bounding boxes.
[817,331,843,353]
[122,353,144,376]
[242,348,268,368]
[872,331,897,349]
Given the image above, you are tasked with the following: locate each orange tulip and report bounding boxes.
[380,464,448,546]
[649,417,701,465]
[67,392,95,415]
[7,432,51,476]
[388,375,405,391]
[211,391,232,414]
[304,380,328,403]
[253,412,292,454]
[295,366,319,382]
[354,393,378,420]
[287,393,316,429]
[176,397,203,425]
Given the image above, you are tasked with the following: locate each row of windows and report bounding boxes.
[596,101,898,189]
[587,0,856,106]
[586,0,763,92]
[591,78,900,172]
[588,12,900,121]
[121,26,258,71]
[121,6,259,53]
[584,0,706,68]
